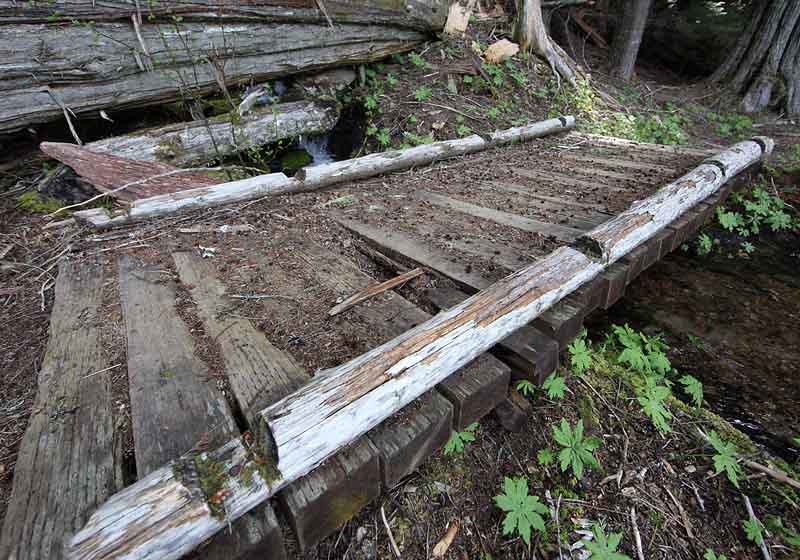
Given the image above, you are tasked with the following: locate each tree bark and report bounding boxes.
[711,0,800,115]
[514,0,577,84]
[87,101,338,166]
[609,0,653,81]
[0,1,446,137]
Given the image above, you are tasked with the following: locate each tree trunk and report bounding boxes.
[711,0,800,115]
[609,0,653,81]
[514,0,577,84]
[0,1,446,137]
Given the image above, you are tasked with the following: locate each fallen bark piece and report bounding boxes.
[328,267,425,316]
[87,101,338,167]
[444,0,476,35]
[67,246,603,560]
[40,143,221,202]
[432,519,460,557]
[483,39,520,63]
[177,225,255,234]
[73,116,575,227]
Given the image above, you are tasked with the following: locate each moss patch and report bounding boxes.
[16,191,64,214]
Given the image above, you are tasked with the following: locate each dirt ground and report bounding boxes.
[1,11,800,560]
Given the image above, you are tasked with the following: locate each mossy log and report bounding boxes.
[0,0,447,136]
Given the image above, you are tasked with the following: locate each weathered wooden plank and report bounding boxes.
[417,190,584,242]
[118,257,237,474]
[367,391,453,487]
[531,296,585,348]
[68,245,604,560]
[172,252,308,421]
[512,167,627,192]
[295,241,509,430]
[492,388,532,432]
[127,255,291,560]
[337,216,491,292]
[88,101,338,167]
[556,152,678,174]
[278,438,381,551]
[597,262,629,309]
[425,286,559,383]
[574,138,772,264]
[487,181,614,214]
[0,261,121,560]
[572,133,716,158]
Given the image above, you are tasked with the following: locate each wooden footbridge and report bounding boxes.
[0,128,771,559]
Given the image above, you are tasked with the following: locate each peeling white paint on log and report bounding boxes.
[73,116,575,227]
[67,247,602,560]
[574,137,772,264]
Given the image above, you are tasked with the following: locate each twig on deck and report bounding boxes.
[743,494,772,560]
[630,507,645,560]
[381,505,401,558]
[328,268,424,316]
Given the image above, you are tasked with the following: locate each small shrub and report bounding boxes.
[553,419,601,479]
[494,476,548,546]
[443,422,478,455]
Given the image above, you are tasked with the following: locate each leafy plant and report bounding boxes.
[494,477,548,546]
[568,331,592,373]
[537,448,554,466]
[456,124,472,136]
[696,233,713,256]
[743,516,764,546]
[376,129,391,147]
[706,430,741,487]
[413,85,432,102]
[582,523,631,560]
[687,334,705,349]
[386,72,398,89]
[542,373,567,400]
[553,419,601,479]
[740,241,755,254]
[637,376,673,433]
[703,550,728,560]
[408,52,427,68]
[443,422,478,455]
[679,374,703,408]
[515,379,536,397]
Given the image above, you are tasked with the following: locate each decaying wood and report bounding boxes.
[0,260,122,560]
[73,116,575,227]
[444,0,477,35]
[328,267,425,316]
[574,137,773,263]
[67,246,603,560]
[88,101,338,167]
[41,142,222,202]
[0,1,446,136]
[65,137,772,559]
[483,39,520,63]
[118,257,237,473]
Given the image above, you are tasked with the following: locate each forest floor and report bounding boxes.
[1,13,799,560]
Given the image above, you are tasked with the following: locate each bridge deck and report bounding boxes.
[1,132,739,559]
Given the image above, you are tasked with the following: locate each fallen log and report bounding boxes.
[574,137,773,263]
[87,101,339,166]
[67,247,604,560]
[0,1,446,136]
[73,116,576,227]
